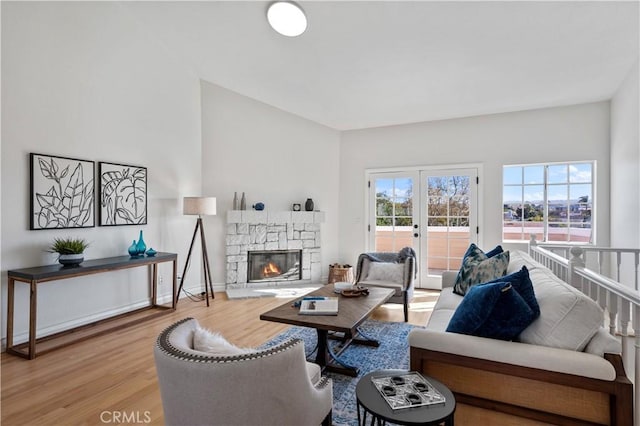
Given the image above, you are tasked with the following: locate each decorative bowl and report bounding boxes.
[333,281,353,293]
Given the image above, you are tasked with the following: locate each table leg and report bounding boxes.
[315,329,329,368]
[151,263,158,306]
[29,280,37,359]
[6,277,15,350]
[172,259,177,309]
[315,328,359,376]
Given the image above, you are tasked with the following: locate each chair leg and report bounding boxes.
[403,292,409,322]
[322,409,332,426]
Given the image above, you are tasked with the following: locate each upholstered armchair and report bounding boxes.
[355,250,416,322]
[154,318,333,426]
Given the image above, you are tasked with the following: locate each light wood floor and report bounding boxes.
[1,289,439,426]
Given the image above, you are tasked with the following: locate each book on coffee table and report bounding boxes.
[299,297,339,315]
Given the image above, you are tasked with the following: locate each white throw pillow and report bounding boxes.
[193,327,253,355]
[366,262,404,283]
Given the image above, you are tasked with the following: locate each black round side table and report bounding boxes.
[356,369,456,426]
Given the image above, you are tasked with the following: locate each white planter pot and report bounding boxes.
[58,253,84,266]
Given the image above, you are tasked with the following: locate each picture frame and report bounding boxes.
[99,161,147,226]
[30,153,95,230]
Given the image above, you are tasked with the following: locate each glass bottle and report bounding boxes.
[128,240,138,257]
[135,230,146,255]
[240,192,246,210]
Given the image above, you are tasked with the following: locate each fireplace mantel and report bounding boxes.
[226,210,325,289]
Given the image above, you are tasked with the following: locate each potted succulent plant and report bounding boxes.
[48,237,89,266]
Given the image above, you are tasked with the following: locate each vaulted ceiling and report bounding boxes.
[121,1,639,130]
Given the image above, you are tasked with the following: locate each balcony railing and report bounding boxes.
[529,236,640,424]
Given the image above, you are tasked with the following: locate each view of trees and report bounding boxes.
[375,176,470,227]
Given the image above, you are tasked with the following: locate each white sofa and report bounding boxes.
[409,250,633,425]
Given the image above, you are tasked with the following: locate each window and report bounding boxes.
[503,162,594,243]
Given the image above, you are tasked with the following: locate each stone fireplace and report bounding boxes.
[226,210,324,289]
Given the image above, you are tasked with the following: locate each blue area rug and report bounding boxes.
[261,320,418,426]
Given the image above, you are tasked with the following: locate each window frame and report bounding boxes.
[502,161,596,244]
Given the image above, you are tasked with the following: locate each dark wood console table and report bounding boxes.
[6,252,177,360]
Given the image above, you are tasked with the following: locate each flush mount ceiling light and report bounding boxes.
[267,2,307,37]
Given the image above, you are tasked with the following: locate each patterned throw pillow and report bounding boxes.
[453,248,510,296]
[366,262,404,283]
[446,280,538,341]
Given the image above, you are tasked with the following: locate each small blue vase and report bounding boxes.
[128,240,138,257]
[135,230,146,255]
[146,248,157,257]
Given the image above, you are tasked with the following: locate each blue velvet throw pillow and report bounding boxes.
[485,245,504,258]
[480,266,540,319]
[446,280,538,341]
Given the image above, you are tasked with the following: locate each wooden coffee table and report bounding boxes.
[260,284,394,376]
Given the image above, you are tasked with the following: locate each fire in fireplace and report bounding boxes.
[248,250,302,283]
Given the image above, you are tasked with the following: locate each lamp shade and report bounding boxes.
[183,197,217,216]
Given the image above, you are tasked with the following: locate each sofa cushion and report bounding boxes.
[518,267,603,351]
[583,328,622,357]
[453,246,510,295]
[507,250,543,274]
[193,327,254,355]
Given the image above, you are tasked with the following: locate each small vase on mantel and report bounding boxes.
[233,192,239,210]
[135,230,146,255]
[128,240,138,257]
[240,192,246,210]
[305,198,314,211]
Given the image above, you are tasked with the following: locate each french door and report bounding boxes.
[367,167,479,289]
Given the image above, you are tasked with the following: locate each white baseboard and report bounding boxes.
[1,282,225,351]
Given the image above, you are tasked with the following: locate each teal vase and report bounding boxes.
[135,231,146,255]
[128,240,138,257]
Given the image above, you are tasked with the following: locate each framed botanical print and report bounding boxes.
[99,161,147,226]
[30,153,95,230]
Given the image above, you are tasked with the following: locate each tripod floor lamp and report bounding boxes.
[176,197,216,307]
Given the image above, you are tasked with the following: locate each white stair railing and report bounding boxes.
[529,237,640,425]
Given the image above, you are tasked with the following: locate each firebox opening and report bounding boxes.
[248,250,302,283]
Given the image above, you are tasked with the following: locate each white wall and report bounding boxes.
[1,2,202,343]
[611,59,640,250]
[611,59,640,288]
[200,82,342,285]
[339,102,611,263]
